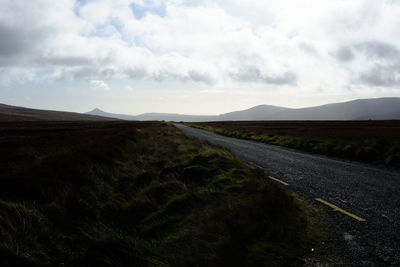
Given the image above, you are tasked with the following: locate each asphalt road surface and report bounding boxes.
[175,124,400,266]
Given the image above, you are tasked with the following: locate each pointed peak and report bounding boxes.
[87,108,105,114]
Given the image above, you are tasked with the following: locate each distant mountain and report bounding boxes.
[87,97,400,122]
[87,108,215,122]
[87,108,138,120]
[0,103,114,121]
[134,113,215,122]
[219,105,290,121]
[214,97,400,121]
[272,97,400,120]
[2,97,399,122]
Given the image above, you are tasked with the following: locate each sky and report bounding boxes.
[0,0,400,115]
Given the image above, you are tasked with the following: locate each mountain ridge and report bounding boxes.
[0,103,115,121]
[1,97,399,122]
[87,97,400,121]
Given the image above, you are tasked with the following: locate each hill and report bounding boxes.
[0,103,114,121]
[273,97,400,120]
[219,104,290,121]
[86,108,138,120]
[219,97,400,121]
[87,97,400,121]
[2,97,399,122]
[87,108,215,122]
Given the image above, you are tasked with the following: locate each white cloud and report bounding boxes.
[90,79,110,90]
[0,0,400,94]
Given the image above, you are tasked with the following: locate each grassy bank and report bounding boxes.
[0,121,316,266]
[185,121,400,167]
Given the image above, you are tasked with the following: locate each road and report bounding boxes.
[175,124,400,266]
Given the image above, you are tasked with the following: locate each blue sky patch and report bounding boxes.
[130,2,166,19]
[73,0,88,16]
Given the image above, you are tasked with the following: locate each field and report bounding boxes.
[0,121,318,266]
[186,121,400,167]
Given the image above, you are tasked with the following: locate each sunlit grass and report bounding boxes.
[186,122,400,167]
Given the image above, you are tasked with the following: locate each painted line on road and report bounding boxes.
[268,176,289,186]
[315,198,366,222]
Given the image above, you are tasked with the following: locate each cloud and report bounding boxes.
[0,0,400,92]
[0,20,51,67]
[356,41,400,61]
[0,24,29,57]
[335,46,355,62]
[230,65,297,85]
[130,1,167,19]
[90,80,110,90]
[336,41,400,87]
[356,41,400,87]
[0,0,293,86]
[359,64,400,87]
[34,56,93,67]
[298,43,319,56]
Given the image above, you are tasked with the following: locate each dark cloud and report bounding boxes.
[54,65,146,81]
[335,46,354,62]
[34,56,93,66]
[356,41,400,87]
[59,67,97,80]
[0,18,55,68]
[230,65,297,85]
[0,25,27,56]
[335,41,400,87]
[356,41,400,60]
[359,64,400,87]
[123,67,148,79]
[335,41,400,63]
[187,70,214,84]
[0,24,46,66]
[152,68,214,84]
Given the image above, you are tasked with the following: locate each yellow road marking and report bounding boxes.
[268,176,289,186]
[315,198,366,222]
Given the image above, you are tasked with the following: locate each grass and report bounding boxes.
[185,121,400,167]
[0,121,318,266]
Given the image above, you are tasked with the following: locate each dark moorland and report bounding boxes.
[186,121,400,167]
[0,103,112,121]
[0,121,319,266]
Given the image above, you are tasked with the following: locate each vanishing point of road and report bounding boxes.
[175,124,400,266]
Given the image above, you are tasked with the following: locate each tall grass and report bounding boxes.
[186,123,400,167]
[0,121,316,266]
